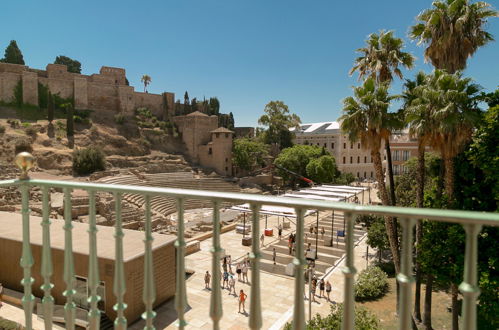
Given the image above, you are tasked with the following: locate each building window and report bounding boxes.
[357,172,360,178]
[350,143,353,149]
[331,143,335,149]
[343,143,346,149]
[225,158,228,162]
[304,140,309,145]
[370,171,373,178]
[216,133,220,138]
[324,143,327,147]
[343,156,346,164]
[225,167,228,172]
[350,156,353,164]
[364,156,367,163]
[394,150,400,161]
[364,171,366,178]
[208,148,212,155]
[370,156,373,163]
[358,143,360,149]
[317,143,320,146]
[403,150,410,161]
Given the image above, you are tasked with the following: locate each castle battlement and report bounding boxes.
[0,62,174,117]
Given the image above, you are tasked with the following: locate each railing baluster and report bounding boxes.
[175,198,188,329]
[397,218,416,330]
[249,204,262,330]
[87,190,101,329]
[113,193,128,330]
[459,223,482,330]
[40,186,54,330]
[142,195,156,329]
[63,188,76,330]
[341,212,356,330]
[20,183,35,330]
[210,201,223,329]
[292,208,306,330]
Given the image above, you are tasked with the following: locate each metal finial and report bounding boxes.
[15,152,34,180]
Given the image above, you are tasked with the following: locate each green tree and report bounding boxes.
[141,74,151,93]
[305,155,339,183]
[232,138,269,171]
[54,55,82,73]
[208,97,220,115]
[274,144,322,185]
[1,40,25,64]
[410,0,498,73]
[340,77,401,273]
[258,100,301,151]
[66,103,74,148]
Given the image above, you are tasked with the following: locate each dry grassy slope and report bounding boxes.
[0,119,183,174]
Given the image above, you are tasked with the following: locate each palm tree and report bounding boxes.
[340,78,401,272]
[350,30,415,84]
[350,30,415,206]
[403,71,437,324]
[410,0,498,73]
[141,74,151,93]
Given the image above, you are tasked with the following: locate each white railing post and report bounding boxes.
[63,188,76,330]
[20,183,35,330]
[142,195,157,329]
[87,190,101,329]
[175,198,188,329]
[397,218,416,330]
[40,186,54,330]
[113,193,128,330]
[249,204,262,330]
[292,208,306,330]
[459,223,482,330]
[210,201,223,330]
[341,212,356,330]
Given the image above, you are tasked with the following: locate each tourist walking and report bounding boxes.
[321,226,325,238]
[236,262,242,281]
[278,223,283,240]
[222,257,228,273]
[325,280,332,301]
[319,278,325,298]
[260,233,265,247]
[227,255,232,273]
[204,271,211,289]
[310,277,317,302]
[272,248,276,265]
[222,271,229,289]
[242,262,249,283]
[288,240,293,255]
[238,290,248,313]
[228,275,236,295]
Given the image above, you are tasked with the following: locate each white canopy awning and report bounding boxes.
[283,193,343,202]
[297,189,350,199]
[230,204,315,218]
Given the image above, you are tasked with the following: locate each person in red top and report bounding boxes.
[238,289,248,313]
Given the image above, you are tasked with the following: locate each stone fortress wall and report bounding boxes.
[0,62,175,118]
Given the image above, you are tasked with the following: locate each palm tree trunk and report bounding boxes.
[451,282,459,330]
[385,139,396,205]
[424,273,434,330]
[444,156,455,202]
[414,143,425,322]
[372,150,400,273]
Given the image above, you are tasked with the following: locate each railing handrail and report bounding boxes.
[1,178,498,226]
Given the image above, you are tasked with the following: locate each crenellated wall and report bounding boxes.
[0,62,175,115]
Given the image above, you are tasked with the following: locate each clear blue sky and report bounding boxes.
[2,0,498,127]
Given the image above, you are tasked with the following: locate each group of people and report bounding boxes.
[308,276,332,302]
[204,255,251,313]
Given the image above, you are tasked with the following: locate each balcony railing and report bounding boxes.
[1,152,498,330]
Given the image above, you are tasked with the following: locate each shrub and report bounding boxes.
[354,266,388,301]
[73,147,106,175]
[114,113,126,125]
[284,303,381,330]
[0,125,5,134]
[24,126,38,138]
[15,140,33,154]
[0,316,24,329]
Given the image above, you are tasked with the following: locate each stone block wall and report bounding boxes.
[0,72,20,102]
[22,71,38,105]
[74,77,88,109]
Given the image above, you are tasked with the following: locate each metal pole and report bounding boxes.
[315,211,319,260]
[265,214,268,229]
[331,210,334,247]
[366,245,369,268]
[243,212,246,239]
[362,188,364,205]
[308,267,312,323]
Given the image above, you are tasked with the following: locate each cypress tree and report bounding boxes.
[47,92,54,123]
[66,104,74,137]
[2,40,25,65]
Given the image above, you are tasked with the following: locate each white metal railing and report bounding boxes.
[0,153,498,330]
